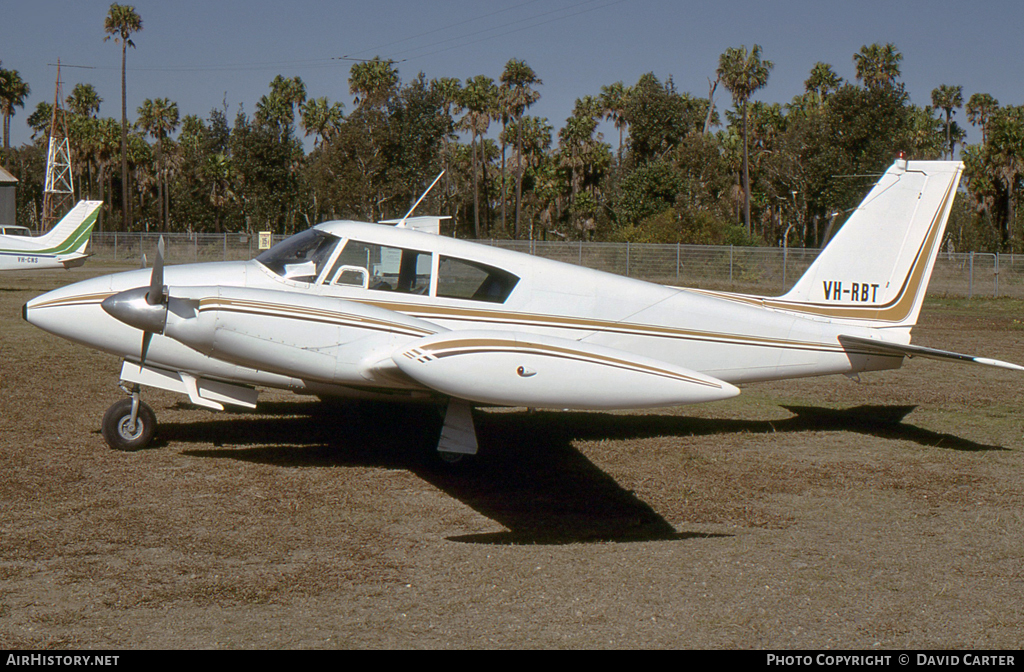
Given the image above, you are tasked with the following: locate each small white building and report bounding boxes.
[0,166,17,227]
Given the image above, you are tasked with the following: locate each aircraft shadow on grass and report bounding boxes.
[164,401,1005,545]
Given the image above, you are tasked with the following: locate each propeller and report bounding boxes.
[101,236,169,368]
[147,237,166,305]
[139,236,167,366]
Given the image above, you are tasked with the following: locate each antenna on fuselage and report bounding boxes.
[395,171,445,228]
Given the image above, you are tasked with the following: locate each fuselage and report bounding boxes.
[24,220,901,406]
[0,242,88,270]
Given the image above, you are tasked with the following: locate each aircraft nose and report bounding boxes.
[22,275,115,338]
[22,292,45,325]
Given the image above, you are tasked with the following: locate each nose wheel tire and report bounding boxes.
[102,398,156,451]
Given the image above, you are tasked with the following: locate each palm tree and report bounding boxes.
[348,57,399,110]
[458,75,497,238]
[299,97,344,148]
[853,43,902,91]
[206,152,236,234]
[966,93,999,145]
[511,115,554,239]
[986,107,1024,245]
[104,3,143,230]
[27,101,53,140]
[63,83,103,197]
[0,64,31,156]
[599,81,630,165]
[717,44,773,236]
[804,62,844,97]
[137,97,179,230]
[431,77,463,214]
[500,58,542,238]
[92,117,122,230]
[493,85,512,234]
[559,96,604,233]
[257,75,307,131]
[931,85,963,159]
[66,83,102,119]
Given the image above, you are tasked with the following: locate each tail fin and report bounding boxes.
[36,200,102,255]
[774,160,962,329]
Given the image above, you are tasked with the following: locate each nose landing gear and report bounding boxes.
[101,384,156,451]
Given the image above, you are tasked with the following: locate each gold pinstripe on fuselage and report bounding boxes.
[407,336,725,388]
[195,296,437,338]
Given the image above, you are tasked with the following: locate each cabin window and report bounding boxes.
[436,256,519,303]
[255,229,340,283]
[327,240,432,294]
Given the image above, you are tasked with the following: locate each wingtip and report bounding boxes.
[973,358,1024,372]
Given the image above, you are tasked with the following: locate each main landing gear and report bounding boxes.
[101,384,156,451]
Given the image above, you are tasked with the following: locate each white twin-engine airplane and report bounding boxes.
[23,160,1023,458]
[0,201,101,271]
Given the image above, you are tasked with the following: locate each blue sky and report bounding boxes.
[2,0,1020,150]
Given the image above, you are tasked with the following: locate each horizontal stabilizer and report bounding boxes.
[394,329,740,410]
[839,335,1024,372]
[60,253,91,269]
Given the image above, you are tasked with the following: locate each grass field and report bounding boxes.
[1,266,1022,649]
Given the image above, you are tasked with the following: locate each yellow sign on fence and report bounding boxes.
[258,231,272,250]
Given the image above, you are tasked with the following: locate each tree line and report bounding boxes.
[1,5,1022,252]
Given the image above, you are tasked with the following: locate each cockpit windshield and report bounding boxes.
[255,228,340,282]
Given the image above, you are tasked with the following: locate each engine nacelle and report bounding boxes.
[160,286,444,385]
[394,329,739,410]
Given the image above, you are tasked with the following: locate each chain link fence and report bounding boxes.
[87,232,1023,299]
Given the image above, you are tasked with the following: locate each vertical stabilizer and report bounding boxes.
[776,160,962,328]
[35,200,102,254]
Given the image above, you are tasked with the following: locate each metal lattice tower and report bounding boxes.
[41,60,74,233]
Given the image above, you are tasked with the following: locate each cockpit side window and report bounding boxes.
[255,229,340,283]
[436,256,519,303]
[327,240,431,294]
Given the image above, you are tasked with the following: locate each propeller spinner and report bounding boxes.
[101,237,168,366]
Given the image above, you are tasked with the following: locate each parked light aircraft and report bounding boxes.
[22,160,1023,457]
[0,201,101,271]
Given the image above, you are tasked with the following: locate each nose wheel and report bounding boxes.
[102,385,157,451]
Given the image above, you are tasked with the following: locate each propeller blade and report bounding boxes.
[140,330,153,368]
[147,237,165,306]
